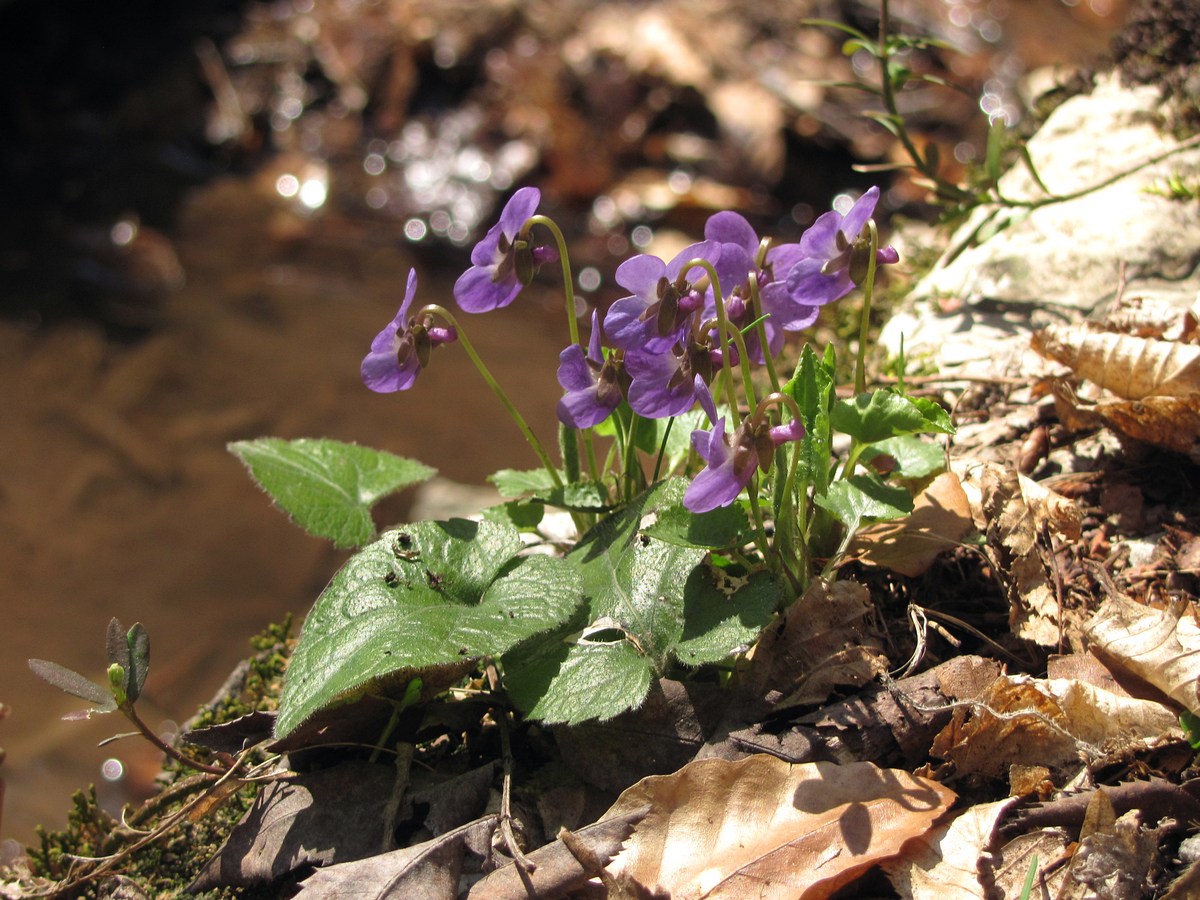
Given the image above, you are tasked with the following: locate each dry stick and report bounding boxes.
[489,664,537,888]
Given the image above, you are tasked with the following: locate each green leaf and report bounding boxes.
[490,468,556,498]
[831,391,954,444]
[275,518,583,737]
[815,474,914,534]
[641,501,751,550]
[481,499,545,531]
[784,344,835,429]
[229,438,435,549]
[801,17,870,42]
[28,659,117,715]
[105,619,150,703]
[503,480,777,724]
[864,435,946,480]
[489,469,609,511]
[985,118,1006,186]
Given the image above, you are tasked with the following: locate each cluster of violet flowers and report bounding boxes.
[362,184,897,516]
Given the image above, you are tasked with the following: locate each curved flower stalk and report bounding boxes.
[361,269,457,392]
[683,384,805,513]
[785,186,899,309]
[453,187,558,313]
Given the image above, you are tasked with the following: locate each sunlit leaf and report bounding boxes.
[275,518,583,737]
[229,438,435,548]
[28,659,116,716]
[602,757,956,898]
[832,390,954,444]
[504,480,778,724]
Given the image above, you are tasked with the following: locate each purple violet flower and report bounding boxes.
[362,269,457,393]
[624,335,723,419]
[604,240,744,354]
[453,187,557,313]
[702,210,811,359]
[556,312,627,428]
[683,384,805,513]
[784,186,899,309]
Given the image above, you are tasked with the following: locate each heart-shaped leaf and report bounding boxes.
[275,518,583,737]
[504,480,778,724]
[229,438,435,548]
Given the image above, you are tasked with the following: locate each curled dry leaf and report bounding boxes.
[1085,593,1200,714]
[1032,325,1200,400]
[974,463,1083,648]
[600,756,956,899]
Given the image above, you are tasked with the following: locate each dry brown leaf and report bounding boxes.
[930,674,1181,780]
[1085,593,1200,714]
[884,797,1017,899]
[1055,809,1160,900]
[846,472,974,577]
[1032,325,1200,399]
[746,578,888,709]
[977,464,1082,648]
[600,756,956,899]
[1097,293,1200,342]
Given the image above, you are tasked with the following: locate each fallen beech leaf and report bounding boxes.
[847,472,974,576]
[1032,325,1200,399]
[601,756,956,899]
[189,761,396,891]
[465,808,648,900]
[884,797,1017,899]
[295,814,496,898]
[1085,594,1200,714]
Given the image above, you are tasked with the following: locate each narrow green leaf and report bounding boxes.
[28,659,116,712]
[275,519,582,738]
[801,18,870,42]
[229,438,435,549]
[985,118,1006,186]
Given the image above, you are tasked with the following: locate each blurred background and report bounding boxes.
[0,0,1128,844]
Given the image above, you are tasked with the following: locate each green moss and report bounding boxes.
[13,619,295,898]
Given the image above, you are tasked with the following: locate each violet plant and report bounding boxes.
[211,183,954,733]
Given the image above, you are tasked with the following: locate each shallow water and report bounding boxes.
[0,174,571,843]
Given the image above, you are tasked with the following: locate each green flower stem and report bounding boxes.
[652,416,675,483]
[420,304,562,488]
[525,214,580,349]
[747,273,782,396]
[684,258,742,428]
[526,213,601,478]
[853,219,880,396]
